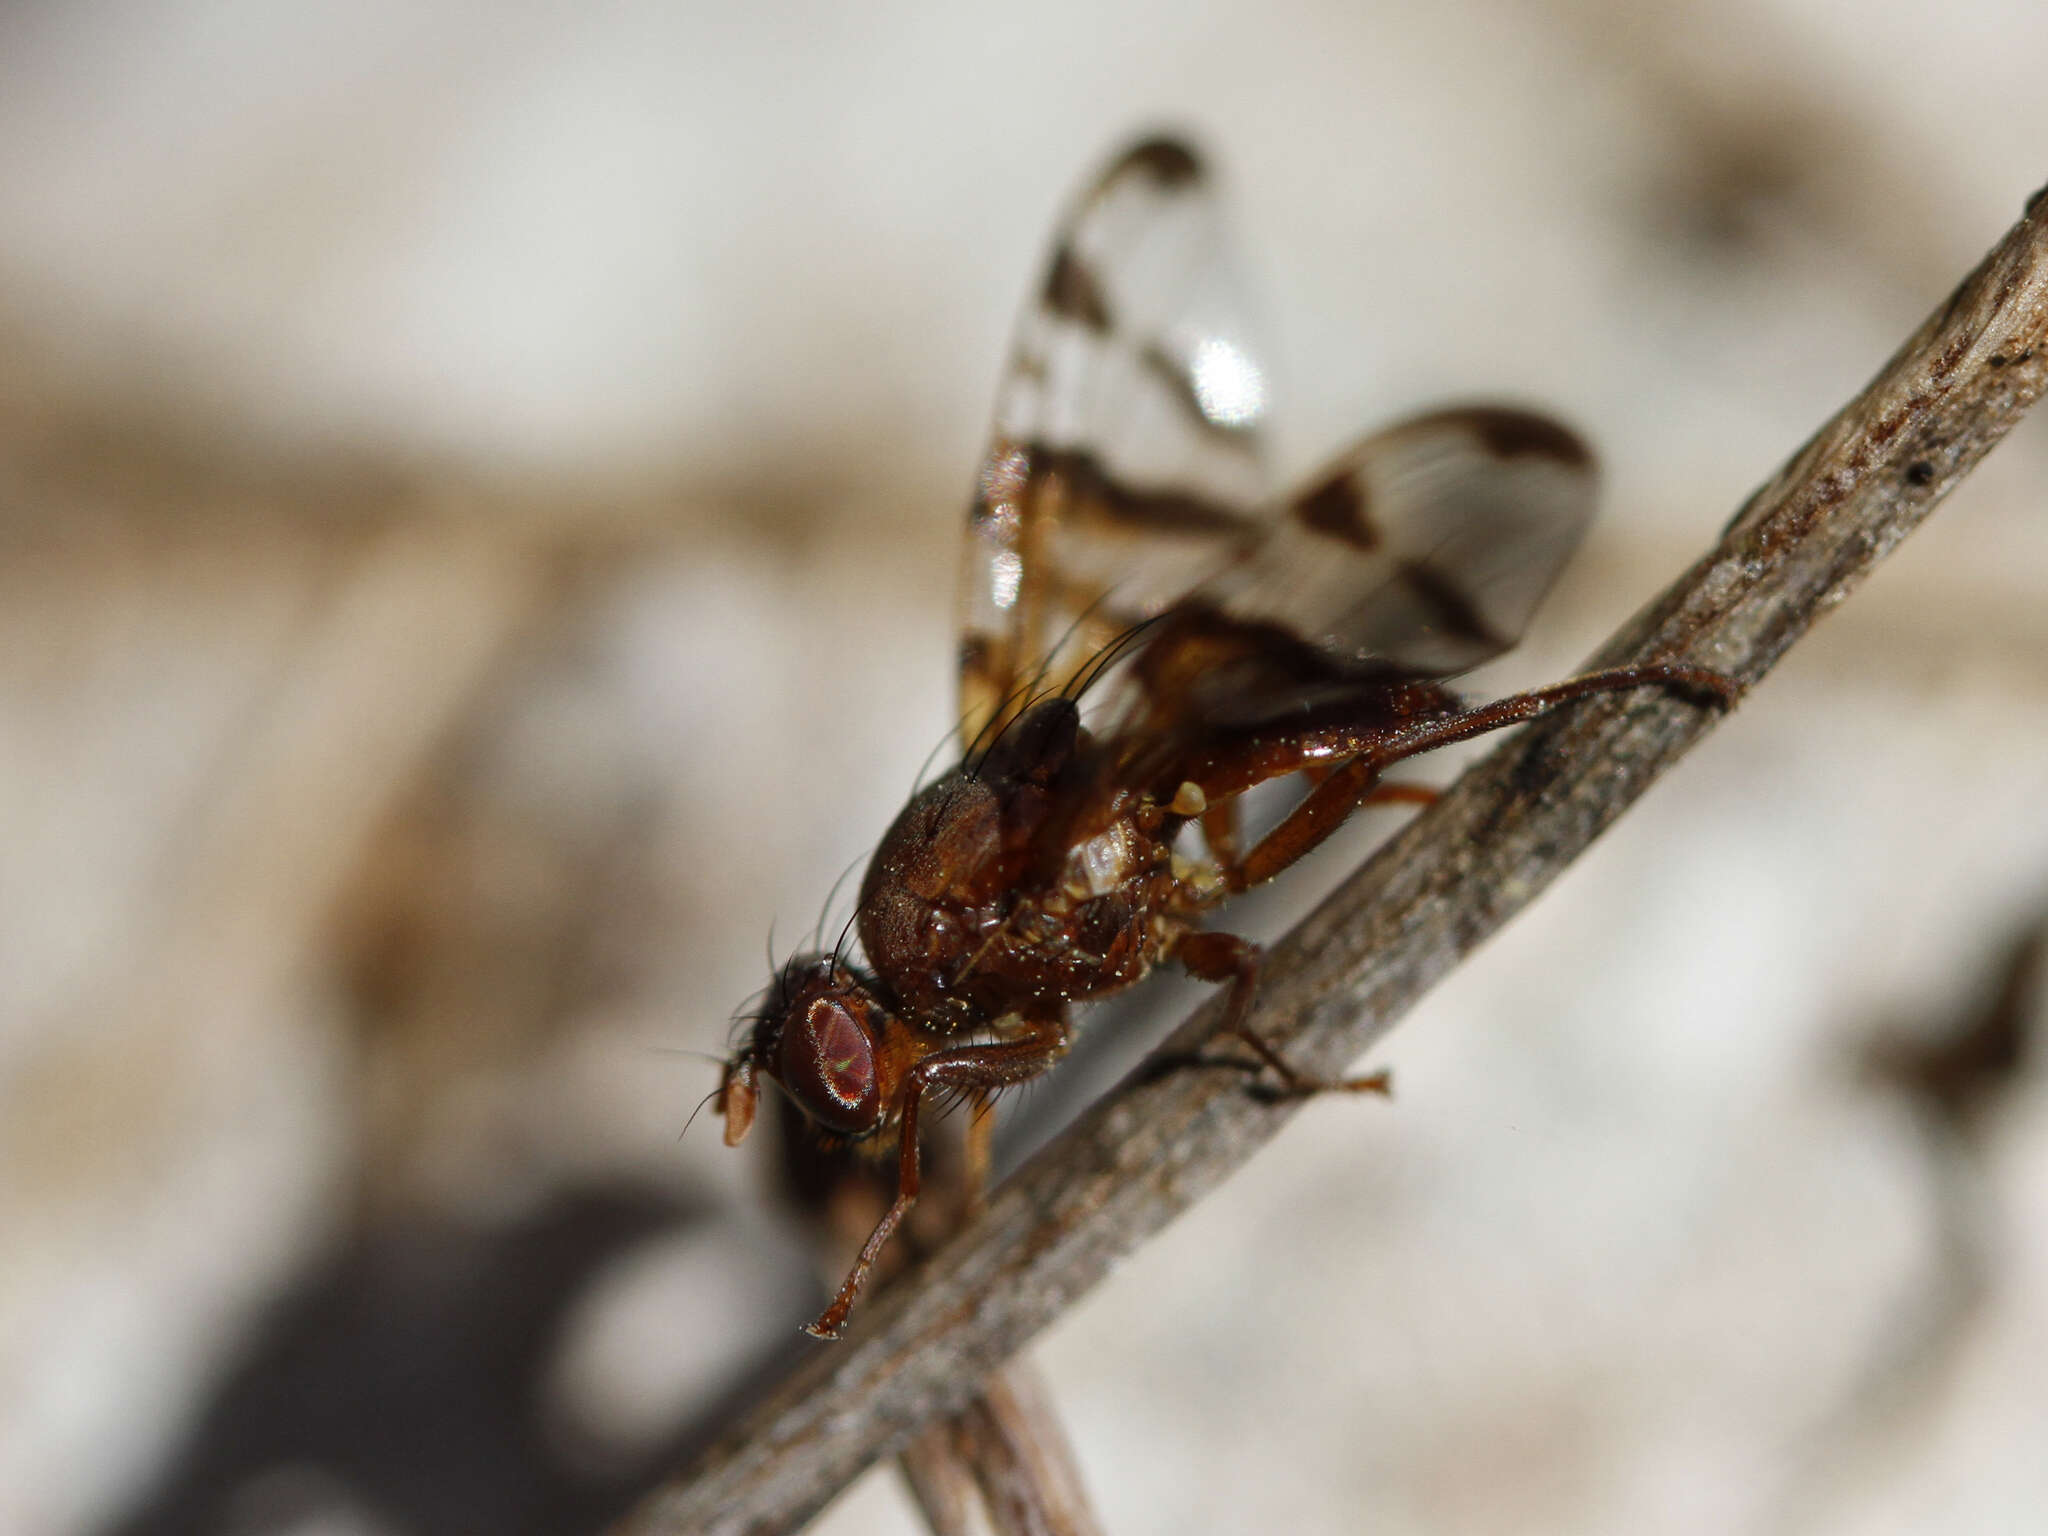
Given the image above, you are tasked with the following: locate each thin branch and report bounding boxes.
[776,1090,1104,1535]
[619,183,2048,1536]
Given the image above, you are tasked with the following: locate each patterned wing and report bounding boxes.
[1225,405,1598,677]
[958,137,1275,748]
[1104,405,1602,745]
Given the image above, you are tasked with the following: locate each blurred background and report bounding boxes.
[3,2,2046,1533]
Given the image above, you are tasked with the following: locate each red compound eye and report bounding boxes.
[780,996,880,1134]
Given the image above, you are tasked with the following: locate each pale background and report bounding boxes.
[3,2,2046,1533]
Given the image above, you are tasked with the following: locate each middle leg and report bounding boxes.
[1176,929,1392,1099]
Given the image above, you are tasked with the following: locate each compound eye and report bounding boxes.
[781,996,880,1134]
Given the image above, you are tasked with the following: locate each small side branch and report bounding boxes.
[618,182,2048,1536]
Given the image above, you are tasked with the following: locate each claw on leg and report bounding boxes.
[1177,930,1392,1099]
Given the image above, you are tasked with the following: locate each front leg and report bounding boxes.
[806,1014,1071,1339]
[1175,931,1392,1099]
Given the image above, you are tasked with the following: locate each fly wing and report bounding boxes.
[958,137,1275,749]
[1223,404,1598,678]
[1099,404,1600,750]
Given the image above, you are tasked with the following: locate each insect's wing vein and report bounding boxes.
[959,136,1276,748]
[1093,405,1601,759]
[1219,405,1599,683]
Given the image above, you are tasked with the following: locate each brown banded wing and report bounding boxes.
[1229,405,1596,671]
[959,136,1275,748]
[1098,404,1601,745]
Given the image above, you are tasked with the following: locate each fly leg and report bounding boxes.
[1198,799,1241,871]
[1189,771,1433,890]
[806,1014,1070,1339]
[1232,662,1732,889]
[962,1093,995,1218]
[1302,763,1436,808]
[1360,780,1440,811]
[1176,930,1391,1099]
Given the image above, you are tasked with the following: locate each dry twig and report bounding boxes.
[618,183,2048,1536]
